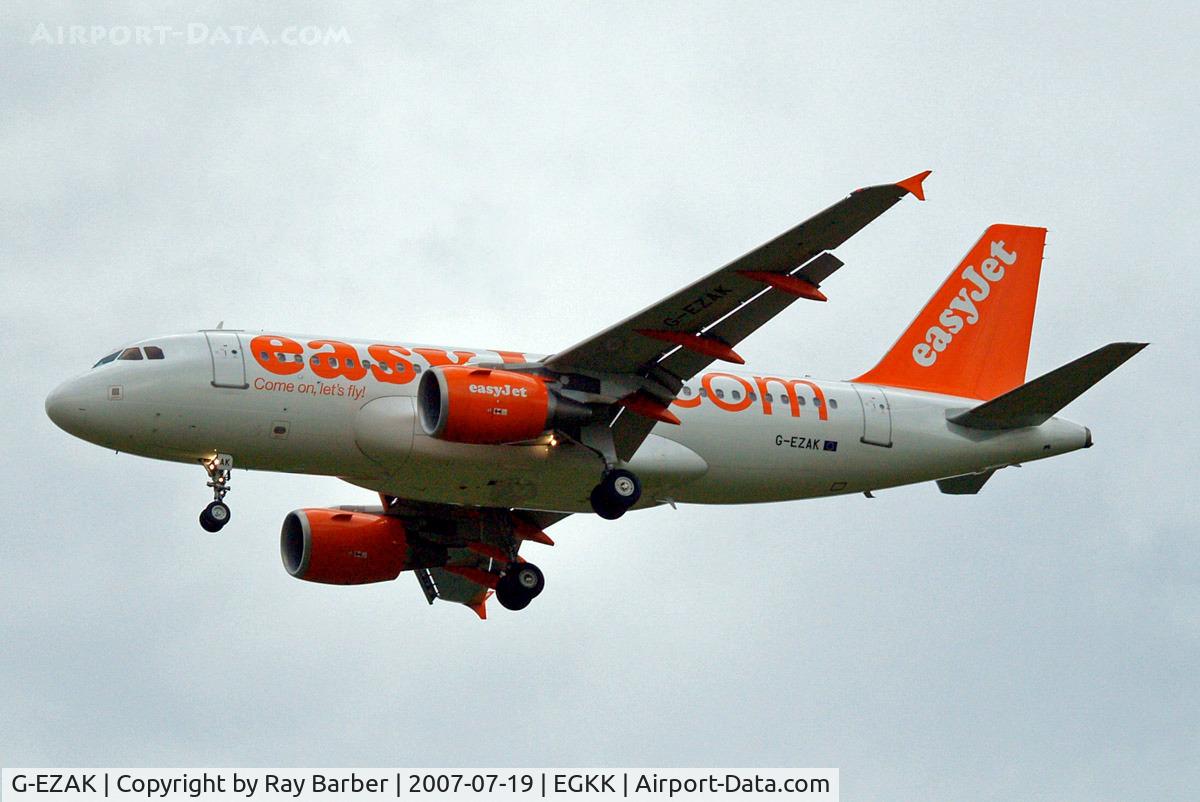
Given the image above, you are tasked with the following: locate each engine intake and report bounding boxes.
[281,508,409,585]
[418,365,562,444]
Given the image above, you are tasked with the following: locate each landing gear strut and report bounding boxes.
[589,468,642,520]
[199,453,233,532]
[495,561,545,611]
[577,423,644,520]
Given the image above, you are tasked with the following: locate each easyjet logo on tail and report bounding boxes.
[912,240,1018,367]
[853,224,1045,401]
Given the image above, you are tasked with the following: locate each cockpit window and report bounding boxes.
[94,346,165,366]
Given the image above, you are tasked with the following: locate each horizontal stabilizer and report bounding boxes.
[937,469,996,494]
[948,342,1147,430]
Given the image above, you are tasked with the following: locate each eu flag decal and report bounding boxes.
[823,440,838,452]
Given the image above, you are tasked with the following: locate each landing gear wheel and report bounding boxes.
[198,453,234,532]
[495,574,531,611]
[199,501,231,532]
[605,469,642,505]
[590,468,642,519]
[590,485,626,520]
[513,562,545,598]
[495,562,544,610]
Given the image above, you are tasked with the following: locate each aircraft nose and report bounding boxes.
[45,379,90,436]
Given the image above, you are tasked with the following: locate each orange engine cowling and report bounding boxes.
[280,508,408,585]
[417,365,553,444]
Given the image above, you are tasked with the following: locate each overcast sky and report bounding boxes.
[2,2,1197,799]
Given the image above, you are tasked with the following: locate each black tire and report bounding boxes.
[206,501,231,526]
[199,509,222,532]
[590,469,641,518]
[590,485,626,519]
[604,469,642,506]
[495,573,533,611]
[200,501,230,532]
[512,562,545,598]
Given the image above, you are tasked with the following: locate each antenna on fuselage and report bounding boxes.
[216,321,224,330]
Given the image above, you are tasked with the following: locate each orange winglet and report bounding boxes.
[466,542,510,562]
[443,565,500,589]
[897,170,932,201]
[513,515,555,546]
[738,271,828,302]
[618,391,682,425]
[636,330,744,364]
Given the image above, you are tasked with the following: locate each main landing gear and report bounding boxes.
[589,468,642,520]
[577,424,643,520]
[199,453,233,532]
[495,561,545,611]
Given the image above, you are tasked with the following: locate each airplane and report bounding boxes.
[45,171,1145,617]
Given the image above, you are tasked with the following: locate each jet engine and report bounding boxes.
[417,365,590,444]
[281,508,409,584]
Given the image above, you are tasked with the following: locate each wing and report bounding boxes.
[365,495,566,618]
[418,512,567,619]
[543,171,930,379]
[541,171,930,459]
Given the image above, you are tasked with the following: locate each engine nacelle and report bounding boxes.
[418,365,555,444]
[280,508,408,585]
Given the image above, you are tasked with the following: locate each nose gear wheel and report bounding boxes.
[198,453,234,532]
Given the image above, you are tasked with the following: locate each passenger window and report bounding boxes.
[118,347,143,361]
[731,390,741,400]
[329,357,340,368]
[294,354,303,362]
[765,393,774,403]
[716,389,726,399]
[699,388,708,398]
[682,386,693,397]
[748,392,757,401]
[393,363,404,373]
[346,358,356,368]
[260,351,270,361]
[144,346,164,360]
[798,396,806,406]
[413,365,422,373]
[829,398,838,410]
[361,360,372,369]
[310,356,321,365]
[813,397,822,407]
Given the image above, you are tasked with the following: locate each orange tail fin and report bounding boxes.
[853,224,1047,400]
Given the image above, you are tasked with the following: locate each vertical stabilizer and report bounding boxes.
[854,224,1047,400]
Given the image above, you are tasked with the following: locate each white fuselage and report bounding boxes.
[45,331,1090,512]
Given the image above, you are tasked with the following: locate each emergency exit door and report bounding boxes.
[205,331,248,389]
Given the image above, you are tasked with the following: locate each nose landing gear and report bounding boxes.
[199,454,234,532]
